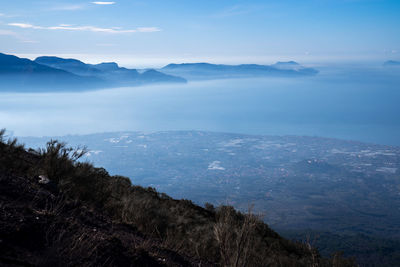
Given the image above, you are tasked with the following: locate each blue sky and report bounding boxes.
[0,0,399,67]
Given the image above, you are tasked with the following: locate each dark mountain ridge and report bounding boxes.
[0,53,103,91]
[0,131,354,266]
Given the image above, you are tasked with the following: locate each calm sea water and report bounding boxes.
[1,66,400,146]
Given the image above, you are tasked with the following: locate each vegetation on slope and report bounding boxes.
[280,230,400,267]
[0,129,355,266]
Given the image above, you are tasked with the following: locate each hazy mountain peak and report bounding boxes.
[35,56,102,76]
[161,61,318,80]
[383,60,400,67]
[0,53,67,74]
[272,61,302,70]
[141,68,187,83]
[276,61,299,65]
[35,56,86,66]
[0,53,104,91]
[92,62,120,71]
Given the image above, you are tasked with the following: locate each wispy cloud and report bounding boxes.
[136,27,161,33]
[8,23,39,29]
[0,29,37,43]
[91,1,116,5]
[21,40,39,43]
[213,4,264,18]
[213,5,250,18]
[0,29,19,37]
[51,4,86,11]
[8,23,161,34]
[0,13,20,18]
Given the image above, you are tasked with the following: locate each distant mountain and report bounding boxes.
[140,69,187,83]
[1,52,318,91]
[161,62,318,80]
[272,61,301,70]
[0,53,186,92]
[0,53,65,75]
[35,56,186,86]
[35,56,103,77]
[92,62,120,71]
[0,53,103,91]
[383,60,400,67]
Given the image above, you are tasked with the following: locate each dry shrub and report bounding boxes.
[214,205,260,267]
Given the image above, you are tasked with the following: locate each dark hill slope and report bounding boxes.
[0,139,207,266]
[0,171,201,266]
[0,132,354,266]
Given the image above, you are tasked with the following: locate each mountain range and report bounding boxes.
[35,56,186,86]
[161,61,319,80]
[0,53,103,91]
[0,53,186,91]
[0,52,319,92]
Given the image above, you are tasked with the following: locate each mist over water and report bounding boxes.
[1,66,400,146]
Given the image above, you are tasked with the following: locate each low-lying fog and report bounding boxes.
[1,65,400,146]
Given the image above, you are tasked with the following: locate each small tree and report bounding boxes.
[38,140,87,183]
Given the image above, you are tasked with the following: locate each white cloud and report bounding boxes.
[91,1,116,5]
[8,23,39,29]
[8,23,161,34]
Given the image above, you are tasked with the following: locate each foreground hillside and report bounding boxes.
[0,131,354,266]
[20,131,400,265]
[21,131,400,239]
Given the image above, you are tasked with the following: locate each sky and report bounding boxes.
[0,0,399,67]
